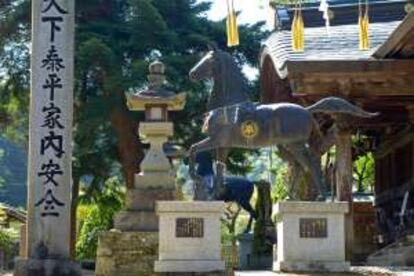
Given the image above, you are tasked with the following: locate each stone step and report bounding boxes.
[135,171,175,189]
[367,253,406,267]
[114,210,158,232]
[126,188,175,211]
[367,235,414,266]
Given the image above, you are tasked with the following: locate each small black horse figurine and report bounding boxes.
[188,49,377,200]
[193,151,257,233]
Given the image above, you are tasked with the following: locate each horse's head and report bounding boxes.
[189,51,215,82]
[189,48,250,110]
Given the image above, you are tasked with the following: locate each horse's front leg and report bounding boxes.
[189,138,217,200]
[215,148,229,199]
[189,137,216,177]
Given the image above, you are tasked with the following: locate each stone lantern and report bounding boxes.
[95,61,186,276]
[126,60,186,175]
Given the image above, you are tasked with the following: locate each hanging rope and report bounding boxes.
[226,0,239,47]
[359,0,370,50]
[292,0,305,52]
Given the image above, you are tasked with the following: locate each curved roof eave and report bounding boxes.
[260,20,402,80]
[259,44,289,79]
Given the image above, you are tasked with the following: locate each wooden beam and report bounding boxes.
[287,59,414,75]
[374,12,414,59]
[291,94,414,107]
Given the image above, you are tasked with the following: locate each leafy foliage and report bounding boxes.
[0,227,18,254]
[353,152,374,193]
[76,177,124,260]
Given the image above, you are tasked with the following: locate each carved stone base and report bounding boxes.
[95,231,158,276]
[14,257,82,276]
[114,210,159,232]
[114,187,175,232]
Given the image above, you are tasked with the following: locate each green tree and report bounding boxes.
[353,152,374,193]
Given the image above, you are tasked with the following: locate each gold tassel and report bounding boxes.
[291,7,298,50]
[292,0,304,52]
[226,0,239,47]
[359,0,370,50]
[297,6,305,51]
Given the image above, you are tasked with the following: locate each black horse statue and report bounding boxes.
[193,151,256,233]
[188,49,377,200]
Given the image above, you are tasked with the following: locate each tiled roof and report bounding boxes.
[260,20,402,78]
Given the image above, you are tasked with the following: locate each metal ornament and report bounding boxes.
[241,120,259,140]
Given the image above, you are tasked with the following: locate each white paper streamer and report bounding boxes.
[319,0,331,35]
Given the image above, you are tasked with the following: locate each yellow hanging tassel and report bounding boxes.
[291,7,298,50]
[292,0,305,52]
[226,0,239,47]
[359,0,370,50]
[297,6,305,51]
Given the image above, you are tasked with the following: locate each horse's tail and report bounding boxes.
[306,97,378,118]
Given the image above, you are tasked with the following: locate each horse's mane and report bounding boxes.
[208,51,250,110]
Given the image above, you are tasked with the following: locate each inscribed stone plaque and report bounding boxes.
[299,218,327,238]
[28,0,74,258]
[176,218,204,238]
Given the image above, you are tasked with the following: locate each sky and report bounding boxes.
[200,0,269,25]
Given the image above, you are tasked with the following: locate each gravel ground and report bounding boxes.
[0,269,94,276]
[235,267,414,276]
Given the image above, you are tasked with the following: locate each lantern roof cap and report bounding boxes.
[126,60,186,111]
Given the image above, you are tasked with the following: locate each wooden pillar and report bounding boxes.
[335,126,354,262]
[336,128,353,201]
[406,105,414,182]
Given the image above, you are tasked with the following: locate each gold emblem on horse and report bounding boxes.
[241,120,259,139]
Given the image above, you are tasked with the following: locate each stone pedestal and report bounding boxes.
[154,201,225,274]
[273,201,350,273]
[114,187,175,232]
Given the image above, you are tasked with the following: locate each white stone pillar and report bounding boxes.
[27,0,74,259]
[15,1,81,275]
